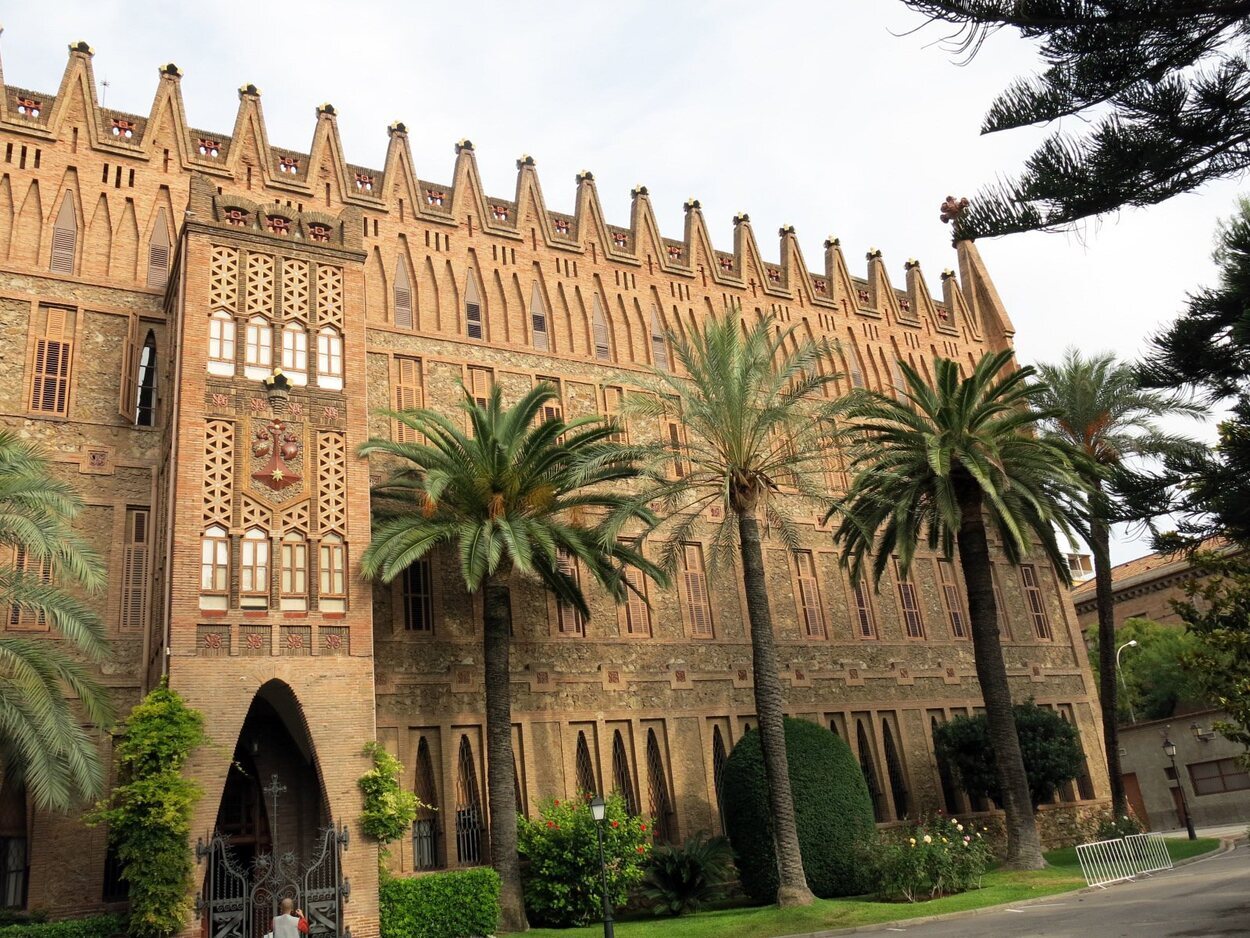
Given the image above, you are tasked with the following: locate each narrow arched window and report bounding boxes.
[931,716,963,815]
[454,735,484,864]
[611,730,638,816]
[592,294,612,361]
[317,327,343,389]
[135,331,157,426]
[711,726,728,833]
[147,208,170,288]
[51,195,76,274]
[207,311,236,376]
[575,731,597,795]
[646,728,676,843]
[882,719,910,820]
[281,324,308,384]
[530,282,549,351]
[394,258,414,329]
[465,274,483,340]
[412,736,441,870]
[856,720,886,823]
[650,307,669,371]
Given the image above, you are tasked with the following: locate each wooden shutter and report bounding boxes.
[120,508,150,630]
[894,561,925,638]
[682,544,713,637]
[394,260,413,329]
[537,376,562,422]
[795,551,826,638]
[31,308,72,416]
[530,282,548,351]
[665,421,686,478]
[604,386,627,443]
[1020,565,1052,639]
[393,356,423,443]
[650,308,669,371]
[592,296,611,361]
[620,539,650,636]
[847,341,865,388]
[50,196,76,273]
[938,559,967,638]
[468,367,493,408]
[147,209,170,288]
[852,577,875,638]
[555,548,584,635]
[118,313,140,422]
[465,274,483,339]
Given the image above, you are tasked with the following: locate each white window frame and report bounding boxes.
[317,327,344,390]
[207,310,236,377]
[280,324,308,385]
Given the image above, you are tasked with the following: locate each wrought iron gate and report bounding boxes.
[196,824,350,938]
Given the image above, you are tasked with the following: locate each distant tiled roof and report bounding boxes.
[1070,536,1234,603]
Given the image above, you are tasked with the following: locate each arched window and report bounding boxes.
[592,294,612,361]
[454,735,483,864]
[611,730,638,816]
[646,728,676,844]
[240,529,270,609]
[881,719,910,821]
[135,331,157,426]
[711,726,728,833]
[575,731,597,795]
[394,258,414,329]
[200,525,229,610]
[530,282,549,351]
[317,327,343,389]
[281,325,308,384]
[650,307,669,371]
[280,532,308,611]
[856,720,886,823]
[51,195,76,274]
[318,533,346,612]
[244,316,272,377]
[931,716,963,815]
[147,208,171,288]
[207,311,236,376]
[464,275,483,340]
[0,782,28,908]
[412,736,441,870]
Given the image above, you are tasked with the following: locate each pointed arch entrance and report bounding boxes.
[197,680,347,938]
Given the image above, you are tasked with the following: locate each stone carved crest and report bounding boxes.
[250,418,304,497]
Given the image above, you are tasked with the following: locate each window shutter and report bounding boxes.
[666,422,685,478]
[847,343,865,388]
[795,551,825,638]
[50,197,76,273]
[592,296,611,361]
[147,209,170,288]
[683,544,712,637]
[31,338,71,415]
[393,357,423,443]
[120,509,150,630]
[556,548,583,635]
[529,283,549,351]
[119,313,140,422]
[394,261,413,329]
[465,275,483,339]
[650,308,669,371]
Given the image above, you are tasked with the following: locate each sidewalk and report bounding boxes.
[1154,821,1247,841]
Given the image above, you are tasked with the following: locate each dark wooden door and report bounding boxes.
[1122,772,1150,830]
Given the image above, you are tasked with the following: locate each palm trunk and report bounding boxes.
[736,508,814,906]
[483,579,528,931]
[1091,479,1128,818]
[953,476,1045,869]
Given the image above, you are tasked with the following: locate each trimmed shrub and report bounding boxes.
[517,792,650,927]
[0,914,122,938]
[721,718,876,902]
[379,868,500,938]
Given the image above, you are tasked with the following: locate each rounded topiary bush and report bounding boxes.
[721,718,876,902]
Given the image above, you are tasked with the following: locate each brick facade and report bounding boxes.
[0,40,1106,933]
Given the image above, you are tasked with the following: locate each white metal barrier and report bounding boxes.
[1075,837,1138,888]
[1124,832,1174,874]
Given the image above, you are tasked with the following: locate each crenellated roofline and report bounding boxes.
[0,35,1016,344]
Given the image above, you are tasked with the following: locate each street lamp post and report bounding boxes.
[1162,737,1197,840]
[588,795,615,938]
[1116,639,1139,724]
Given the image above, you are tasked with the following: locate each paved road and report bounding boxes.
[862,843,1248,937]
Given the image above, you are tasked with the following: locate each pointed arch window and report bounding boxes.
[646,728,676,844]
[711,726,729,834]
[147,208,171,288]
[281,325,308,385]
[881,719,910,820]
[317,327,344,389]
[135,331,157,426]
[208,311,236,376]
[592,295,612,361]
[280,532,308,611]
[0,783,28,908]
[50,195,76,274]
[394,259,414,329]
[611,730,638,816]
[244,316,273,376]
[650,307,669,371]
[846,341,865,389]
[240,529,270,609]
[454,735,484,864]
[575,731,597,795]
[856,720,886,822]
[412,736,441,870]
[530,282,549,351]
[931,716,963,814]
[465,275,484,340]
[890,358,907,401]
[200,525,230,610]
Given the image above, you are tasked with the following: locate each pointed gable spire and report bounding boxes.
[824,237,860,315]
[308,102,352,204]
[383,121,420,217]
[956,239,1015,340]
[47,40,100,145]
[450,139,482,219]
[227,82,272,189]
[142,63,189,166]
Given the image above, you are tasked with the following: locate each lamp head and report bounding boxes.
[589,794,606,822]
[1128,640,1138,647]
[1163,737,1177,758]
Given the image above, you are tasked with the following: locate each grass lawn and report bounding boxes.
[525,837,1220,938]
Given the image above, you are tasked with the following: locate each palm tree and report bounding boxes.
[0,429,112,812]
[359,383,664,932]
[1032,348,1202,818]
[833,351,1085,869]
[627,308,841,906]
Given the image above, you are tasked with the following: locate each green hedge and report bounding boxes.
[721,718,876,902]
[0,914,122,938]
[379,867,500,938]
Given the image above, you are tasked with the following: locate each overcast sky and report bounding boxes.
[4,1,1230,564]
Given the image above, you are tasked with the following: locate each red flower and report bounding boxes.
[635,846,645,854]
[546,821,555,828]
[611,820,620,829]
[639,823,647,832]
[553,799,560,806]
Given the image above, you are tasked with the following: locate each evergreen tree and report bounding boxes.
[905,2,1250,238]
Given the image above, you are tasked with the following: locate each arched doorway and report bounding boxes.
[198,681,345,938]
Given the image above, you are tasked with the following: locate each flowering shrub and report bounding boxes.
[517,792,651,927]
[358,741,422,847]
[1095,812,1144,840]
[864,815,992,902]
